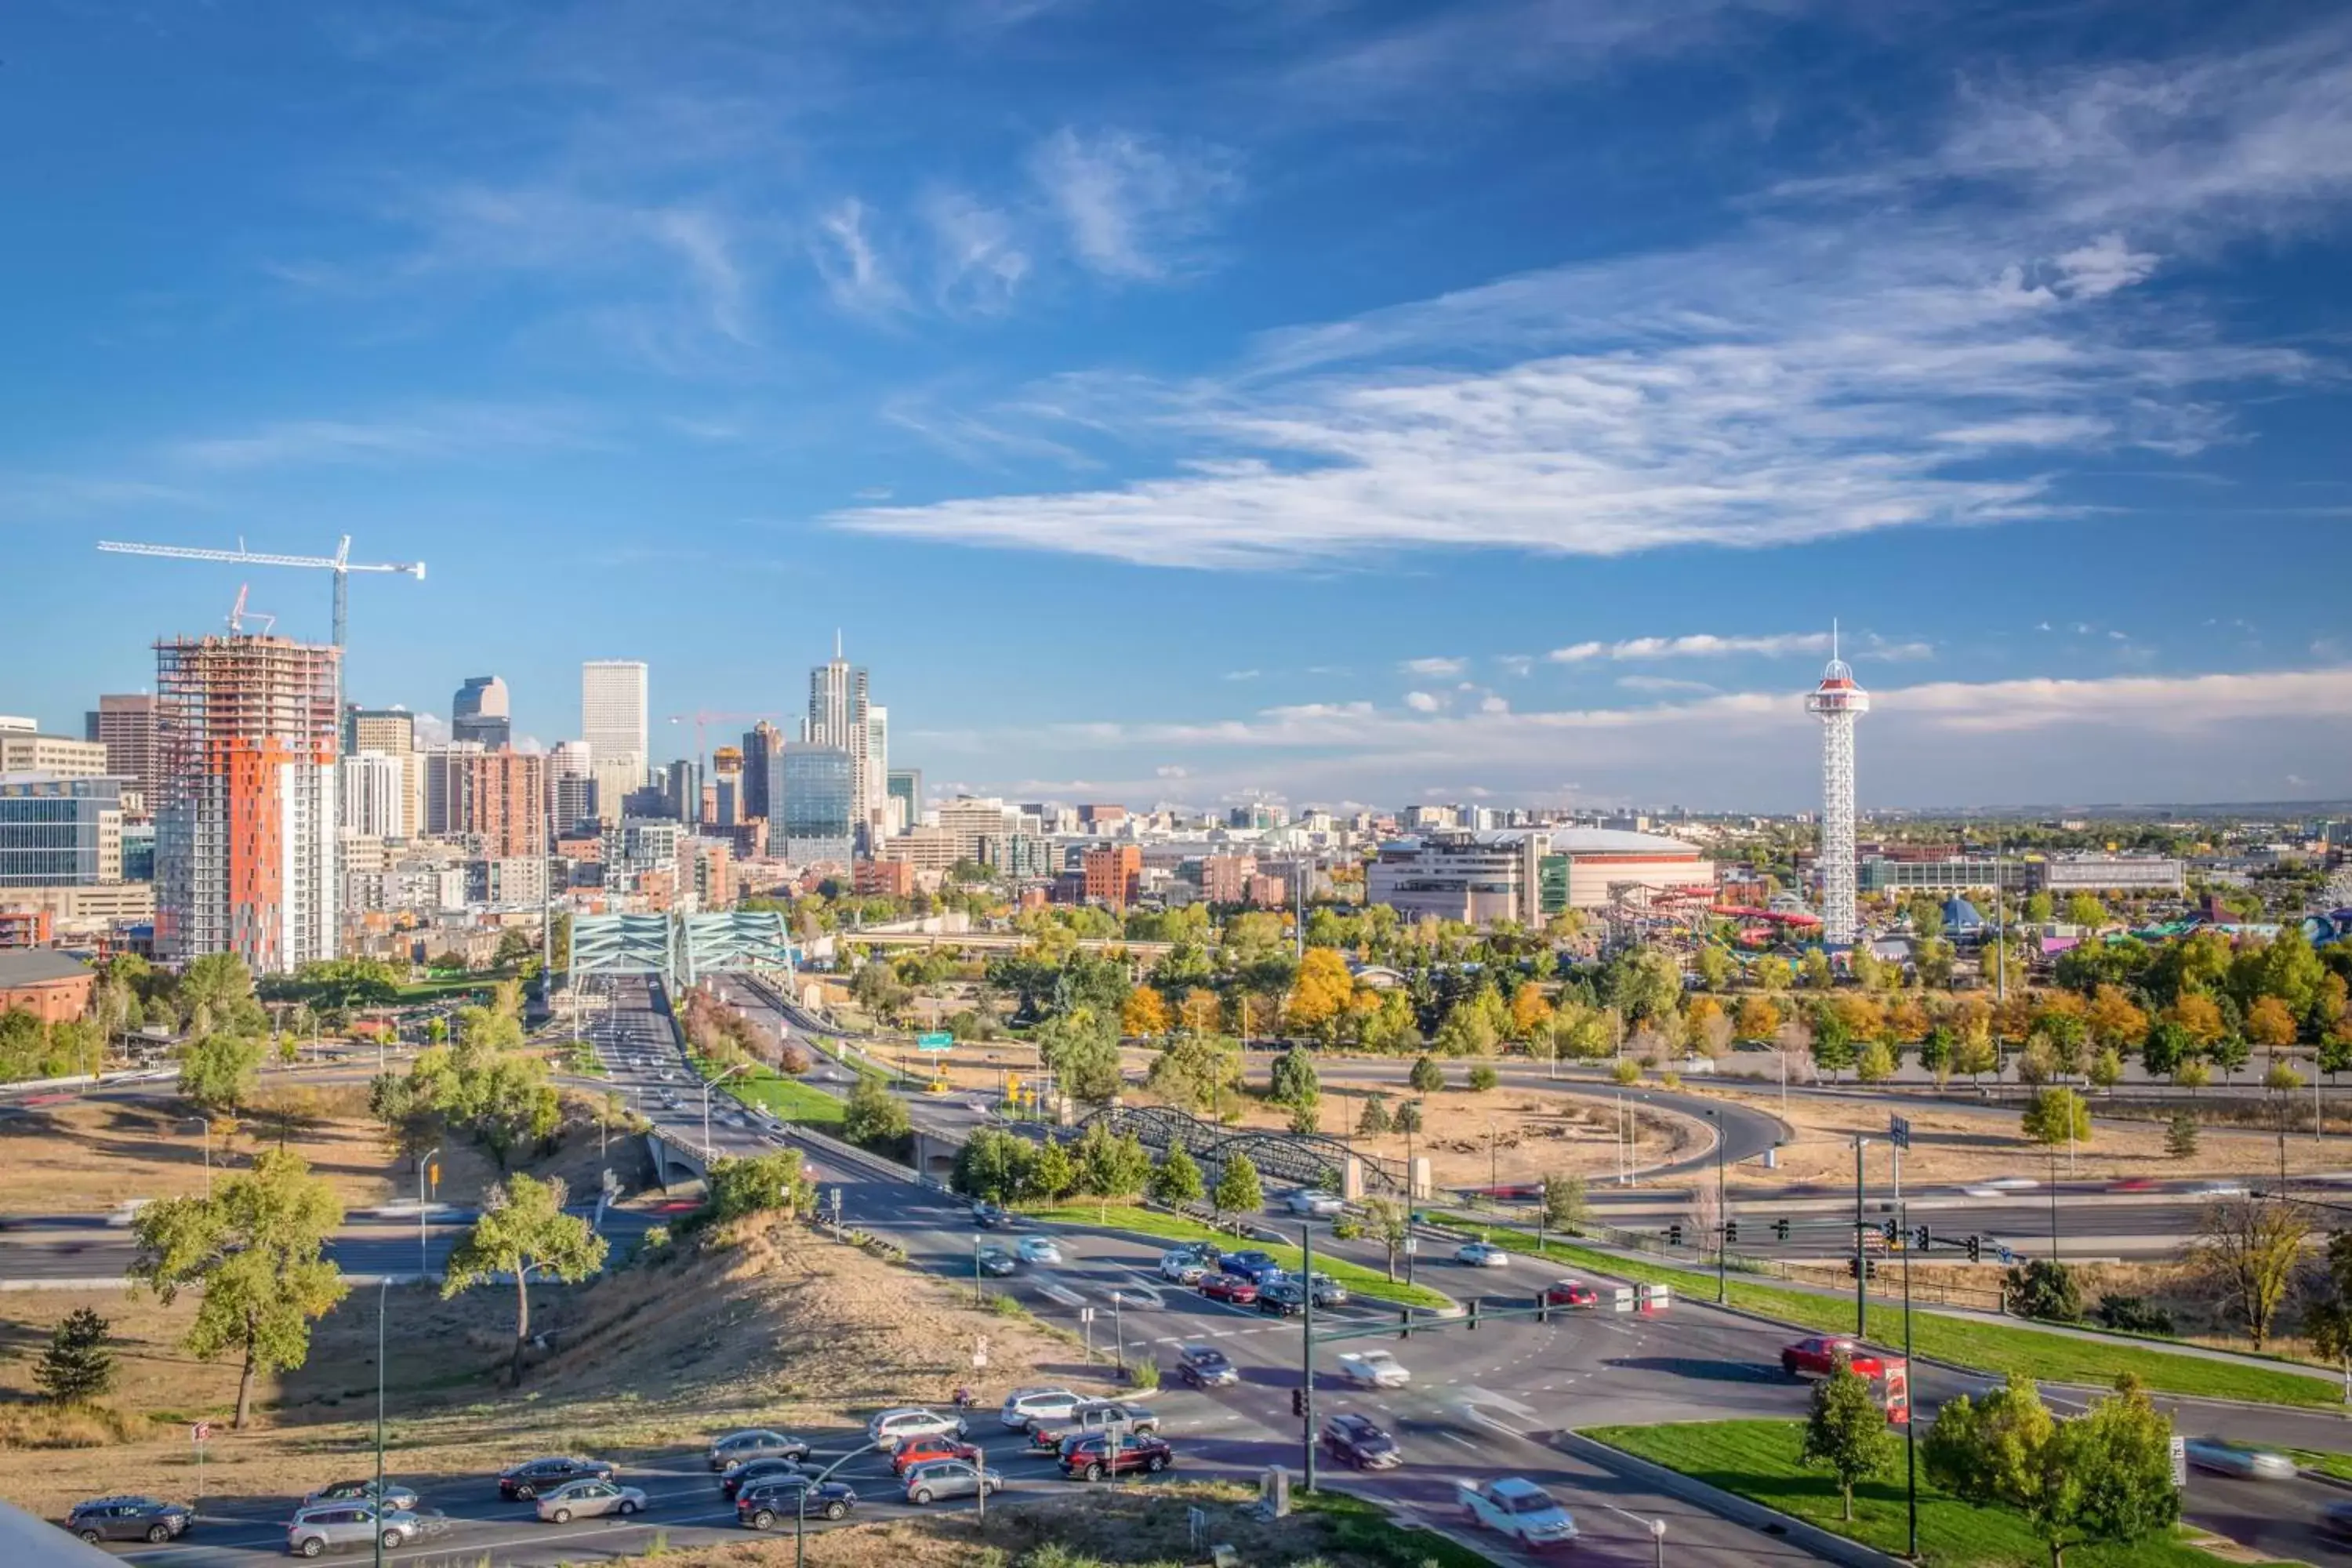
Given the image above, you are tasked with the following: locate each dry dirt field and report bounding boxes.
[1698,1080,2351,1192]
[620,1479,1428,1567]
[0,1217,1115,1523]
[0,1085,637,1216]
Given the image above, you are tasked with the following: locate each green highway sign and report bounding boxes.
[916,1032,956,1051]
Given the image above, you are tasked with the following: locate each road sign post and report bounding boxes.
[916,1032,955,1052]
[191,1421,210,1499]
[2171,1434,2188,1489]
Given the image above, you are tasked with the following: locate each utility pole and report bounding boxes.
[1900,1182,1918,1560]
[1300,1225,1318,1493]
[1853,1135,1870,1335]
[373,1277,390,1568]
[1711,1107,1729,1305]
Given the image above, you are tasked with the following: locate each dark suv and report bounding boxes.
[1256,1279,1308,1317]
[65,1496,193,1544]
[738,1475,856,1528]
[1174,1345,1239,1388]
[1321,1413,1402,1470]
[1059,1432,1173,1480]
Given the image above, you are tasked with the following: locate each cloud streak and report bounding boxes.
[1029,127,1241,282]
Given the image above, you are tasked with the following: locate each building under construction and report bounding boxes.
[153,633,340,973]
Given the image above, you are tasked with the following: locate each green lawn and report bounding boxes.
[1020,1203,1453,1310]
[1584,1419,2267,1568]
[687,1053,848,1128]
[1454,1225,2343,1410]
[2284,1446,2352,1483]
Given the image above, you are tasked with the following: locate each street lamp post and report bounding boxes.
[1486,1118,1500,1202]
[183,1116,212,1195]
[416,1147,440,1279]
[373,1276,390,1568]
[1707,1107,1728,1305]
[1852,1135,1871,1336]
[703,1062,750,1160]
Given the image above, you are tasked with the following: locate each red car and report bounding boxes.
[1200,1274,1258,1305]
[2109,1177,2158,1193]
[891,1436,979,1475]
[1541,1279,1599,1308]
[1781,1336,1886,1380]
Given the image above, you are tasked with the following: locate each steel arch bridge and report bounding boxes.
[1073,1104,1404,1195]
[567,910,794,988]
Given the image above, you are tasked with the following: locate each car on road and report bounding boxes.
[1454,1240,1510,1268]
[1159,1247,1210,1284]
[891,1436,980,1475]
[1015,1236,1063,1265]
[1220,1250,1283,1283]
[977,1246,1018,1276]
[1059,1432,1174,1480]
[497,1456,617,1500]
[2109,1177,2159,1192]
[285,1502,423,1556]
[1287,1190,1344,1218]
[1457,1477,1577,1548]
[2322,1498,2352,1541]
[904,1459,1003,1505]
[1337,1349,1410,1388]
[2193,1181,2252,1199]
[718,1457,807,1498]
[64,1496,193,1544]
[868,1407,967,1449]
[971,1200,1009,1228]
[1200,1272,1258,1305]
[1781,1336,1887,1380]
[1541,1279,1599,1308]
[708,1429,813,1470]
[1305,1272,1349,1308]
[303,1479,420,1513]
[1257,1279,1308,1317]
[737,1476,856,1528]
[2183,1439,2296,1479]
[1000,1387,1084,1428]
[1322,1413,1402,1470]
[1982,1176,2039,1191]
[1028,1401,1160,1451]
[1174,1345,1240,1388]
[536,1480,647,1523]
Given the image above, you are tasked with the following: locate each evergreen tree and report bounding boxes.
[1408,1054,1445,1094]
[34,1307,115,1404]
[2164,1110,2200,1160]
[1357,1094,1392,1136]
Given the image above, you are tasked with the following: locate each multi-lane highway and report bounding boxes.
[13,982,2352,1567]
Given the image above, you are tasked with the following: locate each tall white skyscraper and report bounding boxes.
[1806,630,1869,947]
[339,750,408,839]
[582,659,648,826]
[865,704,887,835]
[806,635,883,846]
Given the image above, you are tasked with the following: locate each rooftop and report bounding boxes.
[0,949,94,987]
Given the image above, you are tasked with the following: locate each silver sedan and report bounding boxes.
[535,1480,648,1522]
[2183,1439,2296,1480]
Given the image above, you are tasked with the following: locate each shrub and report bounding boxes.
[1126,1359,1160,1391]
[2092,1294,2177,1337]
[1467,1063,1499,1092]
[2003,1258,2082,1322]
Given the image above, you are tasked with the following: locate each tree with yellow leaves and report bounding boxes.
[1510,983,1555,1041]
[1284,947,1356,1041]
[1735,994,1781,1043]
[1178,987,1222,1036]
[1121,985,1172,1040]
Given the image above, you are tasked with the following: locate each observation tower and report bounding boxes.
[1806,626,1869,946]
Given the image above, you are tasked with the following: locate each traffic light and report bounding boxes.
[1881,1218,1899,1243]
[1773,1218,1791,1243]
[1865,1258,1880,1281]
[1966,1234,1982,1264]
[1291,1388,1306,1418]
[1668,1222,1683,1247]
[1915,1225,1931,1252]
[1846,1258,1860,1279]
[1724,1221,1738,1247]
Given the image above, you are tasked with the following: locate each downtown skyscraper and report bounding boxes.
[581,659,648,826]
[804,635,884,848]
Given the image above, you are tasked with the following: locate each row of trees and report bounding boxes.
[951,1125,1267,1220]
[1800,1363,2176,1567]
[368,990,563,1171]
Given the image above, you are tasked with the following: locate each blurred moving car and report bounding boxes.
[1454,1241,1510,1268]
[1287,1190,1344,1218]
[64,1497,193,1544]
[497,1457,617,1500]
[302,1479,419,1513]
[1457,1478,1577,1548]
[1016,1236,1063,1265]
[977,1247,1018,1276]
[536,1480,647,1523]
[2183,1439,2296,1479]
[1780,1336,1888,1380]
[1322,1413,1402,1470]
[1337,1349,1410,1388]
[1540,1279,1599,1308]
[999,1387,1083,1428]
[1174,1345,1240,1388]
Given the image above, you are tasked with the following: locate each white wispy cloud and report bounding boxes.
[919,188,1029,314]
[811,198,906,316]
[831,20,2343,568]
[1028,126,1241,281]
[1400,655,1468,677]
[1402,691,1443,713]
[166,404,595,472]
[1547,632,1933,663]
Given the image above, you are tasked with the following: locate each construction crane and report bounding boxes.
[665,710,781,771]
[95,534,426,651]
[223,585,276,636]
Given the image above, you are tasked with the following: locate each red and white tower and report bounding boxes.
[1805,626,1869,946]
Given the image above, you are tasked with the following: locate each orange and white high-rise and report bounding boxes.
[154,632,340,974]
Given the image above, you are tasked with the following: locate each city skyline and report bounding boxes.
[6,5,2350,808]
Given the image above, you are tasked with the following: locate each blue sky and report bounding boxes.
[5,0,2350,812]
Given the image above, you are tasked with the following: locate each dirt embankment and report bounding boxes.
[0,1218,1115,1521]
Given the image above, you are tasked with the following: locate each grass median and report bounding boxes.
[1583,1419,2276,1568]
[688,1053,849,1129]
[1448,1223,2343,1410]
[1021,1203,1453,1310]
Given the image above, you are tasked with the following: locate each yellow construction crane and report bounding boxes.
[96,534,425,650]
